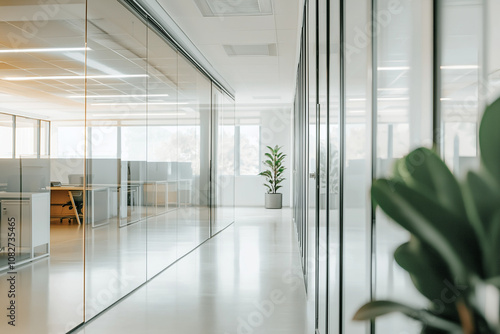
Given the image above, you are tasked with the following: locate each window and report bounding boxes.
[0,114,13,158]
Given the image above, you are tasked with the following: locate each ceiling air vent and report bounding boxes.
[194,0,273,17]
[253,96,281,100]
[223,44,277,57]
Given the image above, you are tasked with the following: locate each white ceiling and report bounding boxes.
[148,0,304,109]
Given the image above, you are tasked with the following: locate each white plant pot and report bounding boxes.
[265,193,282,209]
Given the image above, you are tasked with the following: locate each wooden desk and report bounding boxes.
[50,186,109,226]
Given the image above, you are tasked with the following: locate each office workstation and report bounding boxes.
[0,115,200,270]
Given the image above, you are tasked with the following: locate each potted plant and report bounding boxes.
[353,97,500,333]
[259,145,286,209]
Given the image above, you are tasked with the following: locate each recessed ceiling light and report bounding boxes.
[70,94,169,99]
[193,0,273,17]
[0,47,90,54]
[3,74,148,81]
[253,96,281,100]
[224,44,277,57]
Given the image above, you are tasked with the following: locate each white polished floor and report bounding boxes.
[74,208,309,334]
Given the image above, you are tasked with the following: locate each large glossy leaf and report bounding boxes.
[372,179,469,282]
[395,241,450,303]
[353,301,463,333]
[401,148,467,218]
[479,97,500,185]
[465,171,500,233]
[488,212,500,277]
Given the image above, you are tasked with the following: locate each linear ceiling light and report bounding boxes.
[93,113,186,117]
[0,47,90,54]
[91,102,188,106]
[440,65,479,70]
[70,94,169,99]
[3,74,148,81]
[349,97,409,102]
[377,66,411,71]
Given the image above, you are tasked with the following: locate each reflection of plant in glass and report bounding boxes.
[239,125,260,175]
[330,147,339,195]
[318,143,339,194]
[353,97,500,334]
[258,145,286,194]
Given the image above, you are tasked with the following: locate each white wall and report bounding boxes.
[235,106,292,207]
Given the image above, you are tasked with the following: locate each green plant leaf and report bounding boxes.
[372,179,469,282]
[400,148,467,218]
[479,97,500,185]
[395,241,450,300]
[353,301,418,320]
[488,211,500,277]
[391,179,481,276]
[465,171,500,233]
[353,301,462,333]
[394,239,463,321]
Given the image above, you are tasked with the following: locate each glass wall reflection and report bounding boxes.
[1,0,235,332]
[212,86,235,235]
[374,0,432,332]
[440,0,482,176]
[0,1,86,333]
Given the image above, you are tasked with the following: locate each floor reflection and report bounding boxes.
[74,208,308,334]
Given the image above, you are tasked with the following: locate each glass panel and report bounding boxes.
[306,0,317,316]
[317,0,328,332]
[440,0,482,176]
[0,1,86,333]
[212,86,235,234]
[146,23,179,278]
[374,0,432,332]
[343,0,371,332]
[0,114,13,158]
[15,117,38,158]
[176,55,211,256]
[86,0,147,319]
[328,0,341,331]
[487,0,500,102]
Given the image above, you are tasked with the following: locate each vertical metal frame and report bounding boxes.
[338,0,346,332]
[369,1,378,334]
[432,0,443,155]
[304,0,310,290]
[314,0,321,329]
[324,0,331,331]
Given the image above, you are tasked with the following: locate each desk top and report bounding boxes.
[0,191,50,198]
[50,186,107,191]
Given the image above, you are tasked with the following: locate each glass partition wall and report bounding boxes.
[294,0,498,333]
[0,1,234,333]
[0,1,87,333]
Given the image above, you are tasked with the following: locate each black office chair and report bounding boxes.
[60,191,84,224]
